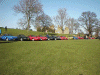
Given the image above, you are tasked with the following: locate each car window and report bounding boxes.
[40,35,43,37]
[46,35,50,38]
[4,34,7,36]
[21,35,26,37]
[31,35,36,37]
[18,35,26,37]
[8,34,12,36]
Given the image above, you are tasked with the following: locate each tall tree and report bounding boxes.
[54,8,68,32]
[66,18,79,34]
[35,13,52,32]
[78,11,98,35]
[73,22,80,34]
[13,0,43,31]
[94,19,100,37]
[17,18,29,30]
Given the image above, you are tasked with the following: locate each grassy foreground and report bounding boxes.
[0,40,100,75]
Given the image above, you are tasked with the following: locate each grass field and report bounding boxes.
[0,39,100,75]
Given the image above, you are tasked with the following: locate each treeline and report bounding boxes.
[13,0,100,37]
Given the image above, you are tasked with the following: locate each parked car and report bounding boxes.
[28,35,40,41]
[0,35,2,40]
[17,34,30,41]
[46,35,54,40]
[88,37,95,39]
[0,34,17,41]
[51,35,61,40]
[67,37,73,40]
[73,36,78,39]
[37,35,48,41]
[78,37,84,39]
[60,36,68,40]
[95,36,100,39]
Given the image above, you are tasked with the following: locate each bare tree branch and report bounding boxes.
[78,11,98,35]
[13,0,43,31]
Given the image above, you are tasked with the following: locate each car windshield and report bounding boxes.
[39,35,43,37]
[18,35,26,37]
[46,35,50,38]
[52,35,56,37]
[31,35,36,37]
[8,34,12,36]
[4,34,12,36]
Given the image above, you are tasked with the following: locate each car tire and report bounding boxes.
[40,38,42,41]
[6,38,8,41]
[32,39,34,41]
[20,38,23,41]
[55,38,56,40]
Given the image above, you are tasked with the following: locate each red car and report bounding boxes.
[28,35,40,41]
[60,36,68,40]
[78,37,84,39]
[88,37,95,39]
[37,35,48,41]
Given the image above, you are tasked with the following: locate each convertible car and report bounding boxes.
[0,34,17,41]
[37,35,48,41]
[50,35,61,40]
[17,34,30,41]
[28,35,40,41]
[73,36,78,40]
[46,35,56,40]
[78,37,84,39]
[60,36,68,40]
[88,37,95,39]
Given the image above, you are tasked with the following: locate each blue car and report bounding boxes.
[73,36,78,40]
[1,34,18,41]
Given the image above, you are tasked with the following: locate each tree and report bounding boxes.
[73,22,80,34]
[35,13,52,32]
[78,11,98,35]
[94,19,100,37]
[13,0,43,31]
[17,18,30,30]
[37,26,41,32]
[78,29,84,35]
[66,18,79,34]
[54,8,68,32]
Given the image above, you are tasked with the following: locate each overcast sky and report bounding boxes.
[0,0,100,31]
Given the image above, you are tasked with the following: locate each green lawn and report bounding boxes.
[0,40,100,75]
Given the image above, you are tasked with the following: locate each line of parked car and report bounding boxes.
[0,34,98,41]
[0,34,68,41]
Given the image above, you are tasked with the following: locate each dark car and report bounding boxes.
[0,35,2,40]
[95,36,100,39]
[17,34,30,41]
[46,35,55,40]
[56,36,61,40]
[50,35,61,40]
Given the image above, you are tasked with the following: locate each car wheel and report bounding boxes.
[32,39,34,41]
[55,38,56,40]
[40,38,42,41]
[20,38,23,41]
[6,38,8,41]
[48,39,50,40]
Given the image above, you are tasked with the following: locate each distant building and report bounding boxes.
[55,25,69,34]
[36,25,69,34]
[49,25,55,30]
